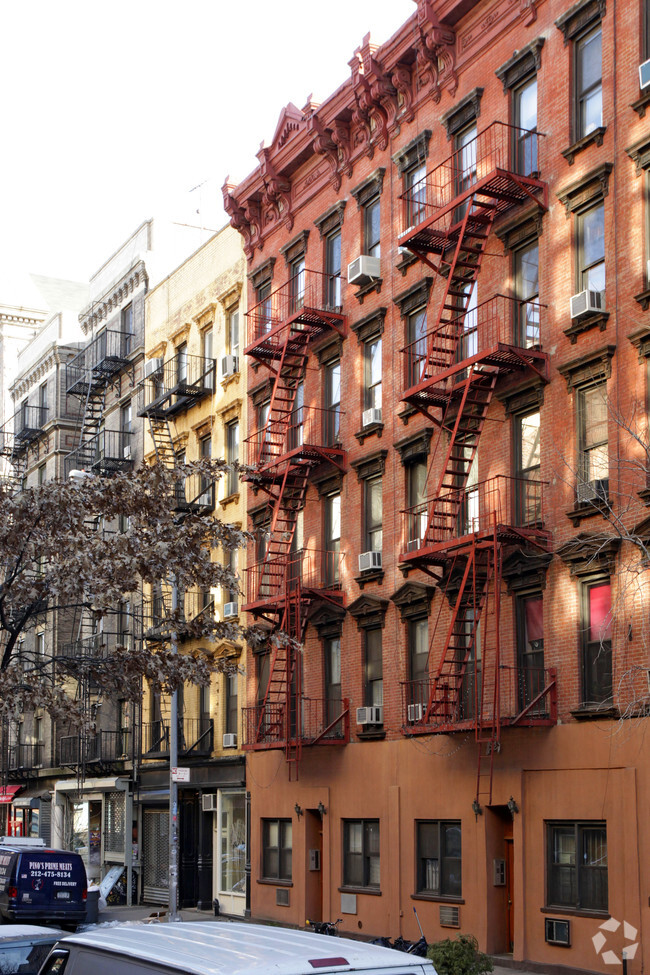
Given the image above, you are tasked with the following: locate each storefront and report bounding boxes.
[11,790,52,843]
[0,786,22,836]
[52,777,133,894]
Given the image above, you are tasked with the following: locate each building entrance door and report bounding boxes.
[304,809,323,922]
[505,838,514,952]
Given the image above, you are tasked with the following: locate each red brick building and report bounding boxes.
[225,0,650,968]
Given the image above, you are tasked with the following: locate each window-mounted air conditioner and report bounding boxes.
[144,357,163,378]
[640,58,650,89]
[222,355,239,377]
[202,793,218,812]
[570,289,603,319]
[577,478,608,504]
[223,601,238,618]
[222,733,237,748]
[545,918,571,947]
[356,706,383,726]
[407,703,423,722]
[362,408,382,428]
[348,255,381,286]
[358,551,382,573]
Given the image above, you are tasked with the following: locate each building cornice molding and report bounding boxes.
[79,259,148,333]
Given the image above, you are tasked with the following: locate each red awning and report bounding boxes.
[0,786,22,804]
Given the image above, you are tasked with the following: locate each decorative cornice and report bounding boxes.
[192,302,218,326]
[347,594,389,630]
[556,163,613,217]
[394,427,434,463]
[216,283,243,310]
[314,201,347,239]
[248,258,276,290]
[556,532,619,576]
[495,208,544,249]
[350,449,388,481]
[394,277,434,317]
[495,38,545,92]
[502,550,552,593]
[390,581,436,621]
[555,0,605,44]
[440,87,483,140]
[10,346,80,400]
[79,260,147,333]
[350,307,387,344]
[557,345,615,389]
[392,130,432,176]
[351,168,386,209]
[279,229,310,266]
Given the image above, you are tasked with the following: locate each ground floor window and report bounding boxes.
[262,818,292,881]
[547,821,607,912]
[416,820,462,896]
[220,792,246,894]
[343,819,380,889]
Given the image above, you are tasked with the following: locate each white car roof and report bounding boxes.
[0,925,65,941]
[61,922,435,975]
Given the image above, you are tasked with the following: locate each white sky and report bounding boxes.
[1,0,415,285]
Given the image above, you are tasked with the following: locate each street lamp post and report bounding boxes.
[169,574,180,921]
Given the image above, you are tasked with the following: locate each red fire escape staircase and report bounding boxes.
[242,271,348,774]
[397,123,554,804]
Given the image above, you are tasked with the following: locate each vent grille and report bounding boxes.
[276,888,290,907]
[439,905,460,927]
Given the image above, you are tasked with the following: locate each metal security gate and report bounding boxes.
[142,808,169,904]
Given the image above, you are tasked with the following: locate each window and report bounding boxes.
[325,230,342,308]
[455,124,477,220]
[409,618,429,684]
[288,382,304,450]
[578,383,608,498]
[364,477,382,553]
[343,820,379,889]
[365,628,383,707]
[576,27,602,140]
[324,360,341,445]
[406,307,427,388]
[514,240,540,347]
[227,309,239,358]
[202,326,214,389]
[578,202,605,295]
[262,818,292,881]
[406,458,427,548]
[36,632,45,659]
[458,283,478,361]
[257,281,272,333]
[416,821,461,897]
[582,578,612,704]
[176,342,188,385]
[38,464,46,486]
[324,492,341,586]
[121,304,133,356]
[364,197,381,258]
[457,610,481,720]
[547,822,607,911]
[38,381,47,425]
[198,434,213,506]
[226,420,239,497]
[516,593,544,710]
[290,256,305,313]
[514,410,541,524]
[514,76,538,175]
[364,337,382,413]
[405,160,427,228]
[225,672,238,736]
[325,637,341,725]
[225,546,238,605]
[121,401,132,460]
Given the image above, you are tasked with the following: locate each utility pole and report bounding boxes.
[169,575,180,921]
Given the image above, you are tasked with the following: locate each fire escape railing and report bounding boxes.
[242,697,350,750]
[245,269,344,351]
[64,429,134,478]
[243,548,343,609]
[140,717,214,758]
[244,406,344,469]
[66,329,133,394]
[138,353,215,418]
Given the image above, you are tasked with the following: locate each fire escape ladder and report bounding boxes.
[264,464,310,566]
[257,330,311,467]
[73,375,108,470]
[475,529,502,807]
[146,416,178,470]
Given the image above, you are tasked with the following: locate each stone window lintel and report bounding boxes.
[557,345,615,390]
[556,162,613,217]
[555,0,606,44]
[350,307,387,344]
[279,229,310,266]
[314,200,347,238]
[350,449,388,482]
[440,88,484,140]
[392,130,433,176]
[249,257,276,290]
[351,168,386,209]
[394,278,434,318]
[495,38,545,92]
[561,127,607,167]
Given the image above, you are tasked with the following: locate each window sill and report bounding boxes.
[563,310,609,344]
[541,905,610,919]
[221,492,240,509]
[354,422,384,445]
[635,287,650,312]
[357,727,386,741]
[395,251,418,278]
[412,893,465,904]
[566,496,610,527]
[632,90,650,118]
[561,126,607,166]
[338,885,382,897]
[570,703,619,720]
[353,278,383,306]
[220,372,240,389]
[257,878,293,887]
[354,569,384,590]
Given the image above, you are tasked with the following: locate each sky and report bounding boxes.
[1,0,416,287]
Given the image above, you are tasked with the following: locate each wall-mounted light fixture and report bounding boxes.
[294,803,303,819]
[507,796,519,818]
[472,799,482,818]
[318,801,327,818]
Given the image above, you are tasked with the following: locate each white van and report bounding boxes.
[38,922,437,975]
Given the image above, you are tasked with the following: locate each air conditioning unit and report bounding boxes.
[222,733,237,748]
[144,357,163,378]
[362,408,382,428]
[545,918,571,947]
[348,255,381,286]
[356,706,383,726]
[407,703,423,722]
[358,551,382,573]
[202,793,218,812]
[570,289,603,319]
[577,479,607,503]
[222,355,239,377]
[223,601,238,618]
[640,58,650,89]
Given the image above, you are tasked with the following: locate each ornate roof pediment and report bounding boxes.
[269,103,309,153]
[390,581,436,621]
[347,594,389,629]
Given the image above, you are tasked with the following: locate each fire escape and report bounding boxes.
[242,269,349,777]
[398,121,557,805]
[0,405,48,494]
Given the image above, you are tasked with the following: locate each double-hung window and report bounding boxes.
[290,256,305,313]
[364,197,381,259]
[364,337,382,416]
[324,360,341,445]
[406,458,427,549]
[578,203,605,297]
[225,672,238,737]
[582,578,612,705]
[547,822,607,912]
[405,161,427,228]
[121,401,133,460]
[365,628,383,707]
[514,410,541,524]
[514,76,538,176]
[576,26,602,139]
[516,593,544,711]
[407,307,427,388]
[577,383,608,499]
[227,308,239,359]
[514,240,540,347]
[324,637,341,726]
[326,230,342,308]
[343,820,380,889]
[121,303,133,356]
[262,819,292,882]
[324,492,341,586]
[416,821,461,897]
[225,419,239,498]
[364,477,382,554]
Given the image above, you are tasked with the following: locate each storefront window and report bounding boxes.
[71,800,102,882]
[220,792,245,894]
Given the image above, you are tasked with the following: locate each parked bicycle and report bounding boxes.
[371,908,428,957]
[306,918,343,936]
